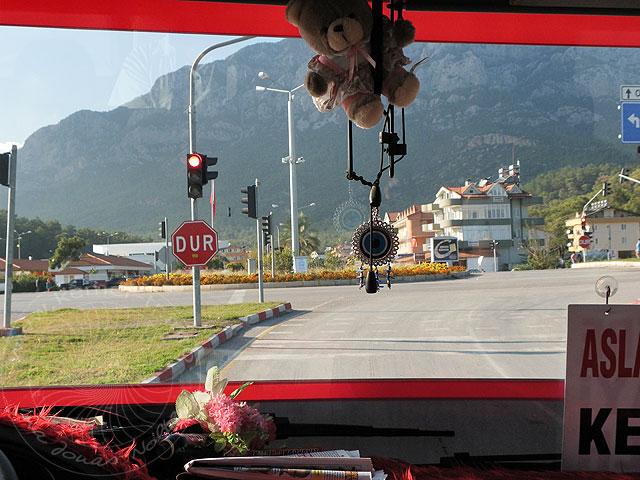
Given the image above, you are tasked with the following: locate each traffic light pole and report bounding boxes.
[3,145,17,330]
[188,37,254,328]
[164,216,169,280]
[255,180,264,303]
[191,199,202,327]
[271,236,275,277]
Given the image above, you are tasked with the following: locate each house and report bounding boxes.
[219,244,248,263]
[422,163,544,271]
[384,205,435,256]
[566,205,640,259]
[93,240,231,272]
[51,253,152,285]
[0,258,49,275]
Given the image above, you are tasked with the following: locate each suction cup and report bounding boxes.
[595,275,618,302]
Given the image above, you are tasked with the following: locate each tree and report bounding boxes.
[206,255,228,270]
[49,236,85,269]
[280,212,321,256]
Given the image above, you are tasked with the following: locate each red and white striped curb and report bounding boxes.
[142,303,292,384]
[242,303,292,325]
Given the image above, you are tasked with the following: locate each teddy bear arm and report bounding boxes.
[392,19,416,48]
[305,70,329,97]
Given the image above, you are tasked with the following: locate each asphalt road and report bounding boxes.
[173,266,640,382]
[6,267,638,381]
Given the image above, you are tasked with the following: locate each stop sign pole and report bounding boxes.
[172,220,219,327]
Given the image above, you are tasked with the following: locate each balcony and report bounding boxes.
[422,223,441,232]
[440,218,511,228]
[422,203,442,212]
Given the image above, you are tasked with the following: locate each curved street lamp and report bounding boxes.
[14,230,31,260]
[256,71,305,271]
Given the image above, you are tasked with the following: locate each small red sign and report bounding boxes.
[578,235,591,249]
[171,220,218,267]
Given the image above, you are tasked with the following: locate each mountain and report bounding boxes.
[10,39,640,243]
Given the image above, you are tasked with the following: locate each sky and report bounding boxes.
[0,26,279,151]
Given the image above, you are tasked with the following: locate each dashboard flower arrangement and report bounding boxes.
[169,367,276,455]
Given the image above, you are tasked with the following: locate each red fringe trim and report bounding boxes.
[0,406,156,480]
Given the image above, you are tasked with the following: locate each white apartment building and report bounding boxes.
[422,164,543,270]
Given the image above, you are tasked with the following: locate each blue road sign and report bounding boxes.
[621,102,640,143]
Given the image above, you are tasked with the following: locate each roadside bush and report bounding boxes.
[226,262,244,272]
[12,273,50,292]
[274,248,293,274]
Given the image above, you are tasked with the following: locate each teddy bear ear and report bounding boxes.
[285,0,303,27]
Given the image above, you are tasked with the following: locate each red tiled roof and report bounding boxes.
[0,258,49,272]
[53,267,87,275]
[68,253,151,269]
[443,183,532,198]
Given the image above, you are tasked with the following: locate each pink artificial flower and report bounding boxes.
[173,418,210,433]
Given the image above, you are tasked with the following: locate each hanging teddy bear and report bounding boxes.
[285,0,420,129]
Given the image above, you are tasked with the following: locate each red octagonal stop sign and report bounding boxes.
[171,220,219,267]
[578,235,591,249]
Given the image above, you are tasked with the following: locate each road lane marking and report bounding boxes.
[227,290,246,304]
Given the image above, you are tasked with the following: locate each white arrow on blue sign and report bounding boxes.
[620,102,640,144]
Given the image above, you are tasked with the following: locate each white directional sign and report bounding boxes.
[563,305,640,472]
[621,85,640,101]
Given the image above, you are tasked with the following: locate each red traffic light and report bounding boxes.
[188,153,203,168]
[580,217,586,224]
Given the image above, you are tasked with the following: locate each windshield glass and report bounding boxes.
[0,26,638,389]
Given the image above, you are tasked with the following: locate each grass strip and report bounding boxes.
[0,303,281,387]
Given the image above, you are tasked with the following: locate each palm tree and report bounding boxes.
[280,212,321,256]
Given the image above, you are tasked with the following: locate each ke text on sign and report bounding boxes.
[171,220,218,267]
[563,304,640,472]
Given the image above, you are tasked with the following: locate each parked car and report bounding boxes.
[93,280,108,289]
[107,277,125,288]
[58,279,95,290]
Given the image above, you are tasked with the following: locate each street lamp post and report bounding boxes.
[256,72,304,272]
[14,230,31,260]
[98,231,117,256]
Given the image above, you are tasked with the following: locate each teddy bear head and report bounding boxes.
[286,0,373,55]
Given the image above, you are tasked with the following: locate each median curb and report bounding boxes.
[141,303,292,384]
[571,261,640,269]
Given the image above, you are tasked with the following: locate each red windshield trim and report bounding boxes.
[1,1,640,47]
[0,380,564,408]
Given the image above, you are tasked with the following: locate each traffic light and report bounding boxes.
[159,219,166,239]
[241,185,257,218]
[602,182,611,196]
[187,153,218,199]
[580,216,587,230]
[490,240,499,250]
[620,168,630,183]
[203,155,218,185]
[261,214,272,236]
[187,153,204,198]
[0,153,9,187]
